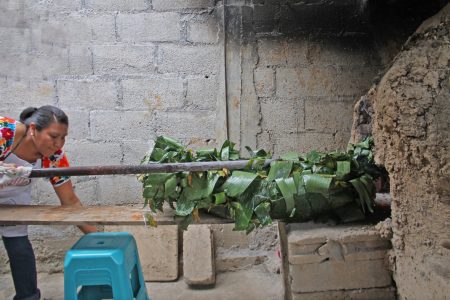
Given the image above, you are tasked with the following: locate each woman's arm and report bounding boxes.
[54,180,98,234]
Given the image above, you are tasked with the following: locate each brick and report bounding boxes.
[305,100,353,132]
[97,175,143,205]
[153,0,213,11]
[153,111,215,140]
[0,27,31,54]
[210,224,250,249]
[286,39,309,66]
[85,0,149,11]
[254,68,275,97]
[63,141,122,166]
[187,16,220,44]
[290,259,392,293]
[183,225,215,286]
[65,110,90,141]
[260,97,304,134]
[215,249,268,272]
[121,77,184,110]
[117,12,180,43]
[93,44,155,75]
[41,14,115,46]
[336,67,376,97]
[258,38,288,67]
[68,44,93,75]
[90,110,154,141]
[158,44,220,75]
[186,75,219,110]
[292,287,396,300]
[121,140,154,165]
[105,225,179,281]
[57,79,118,110]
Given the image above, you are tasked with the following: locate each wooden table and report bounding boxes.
[0,205,231,226]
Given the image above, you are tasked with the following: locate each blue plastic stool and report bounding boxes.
[64,232,151,300]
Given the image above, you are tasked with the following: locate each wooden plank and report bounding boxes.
[0,205,232,226]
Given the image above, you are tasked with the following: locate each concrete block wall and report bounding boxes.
[0,0,223,273]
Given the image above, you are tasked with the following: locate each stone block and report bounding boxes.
[105,225,179,281]
[90,110,154,141]
[153,111,215,140]
[215,249,268,272]
[63,141,122,166]
[186,75,219,110]
[57,79,118,110]
[292,287,396,300]
[254,68,275,97]
[183,225,215,286]
[84,0,149,11]
[68,44,93,75]
[158,44,220,75]
[335,67,376,97]
[69,179,98,206]
[153,0,213,11]
[121,77,184,110]
[260,97,304,134]
[290,259,392,293]
[97,175,143,205]
[0,79,56,108]
[187,16,220,44]
[273,132,337,155]
[117,12,180,43]
[210,223,250,249]
[93,44,155,75]
[305,100,353,132]
[253,4,279,33]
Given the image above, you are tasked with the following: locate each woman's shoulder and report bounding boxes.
[0,116,18,159]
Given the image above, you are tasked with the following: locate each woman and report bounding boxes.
[0,106,96,300]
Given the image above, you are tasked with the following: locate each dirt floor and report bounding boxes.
[0,265,283,300]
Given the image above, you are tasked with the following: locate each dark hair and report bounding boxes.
[19,105,69,130]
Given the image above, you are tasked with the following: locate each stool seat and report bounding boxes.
[64,232,151,300]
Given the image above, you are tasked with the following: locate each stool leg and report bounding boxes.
[79,285,113,300]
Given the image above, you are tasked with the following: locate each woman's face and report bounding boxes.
[32,122,68,157]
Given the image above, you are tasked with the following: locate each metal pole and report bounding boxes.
[29,159,273,178]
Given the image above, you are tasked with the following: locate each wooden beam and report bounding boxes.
[0,205,232,226]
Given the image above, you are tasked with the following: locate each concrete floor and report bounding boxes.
[0,265,283,300]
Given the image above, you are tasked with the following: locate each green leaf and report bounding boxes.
[303,174,332,196]
[230,202,252,231]
[214,192,226,205]
[254,202,272,226]
[223,171,258,198]
[280,152,300,161]
[336,161,351,177]
[267,161,293,181]
[349,176,374,213]
[275,177,297,214]
[175,195,196,216]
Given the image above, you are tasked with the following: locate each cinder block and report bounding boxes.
[305,100,353,132]
[186,75,219,110]
[292,287,396,300]
[290,259,392,293]
[41,14,115,46]
[258,38,288,67]
[68,44,93,75]
[273,132,337,155]
[253,4,279,32]
[0,27,31,54]
[65,110,90,141]
[121,140,154,165]
[90,110,154,141]
[117,12,180,43]
[93,44,155,75]
[0,79,56,108]
[121,77,184,110]
[85,0,149,11]
[105,225,179,281]
[286,39,308,66]
[57,79,118,110]
[97,175,143,205]
[158,44,220,74]
[254,68,275,97]
[335,67,376,97]
[215,249,268,272]
[63,141,122,166]
[69,179,98,206]
[183,225,215,286]
[187,16,219,44]
[153,0,213,11]
[260,97,304,134]
[153,111,215,140]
